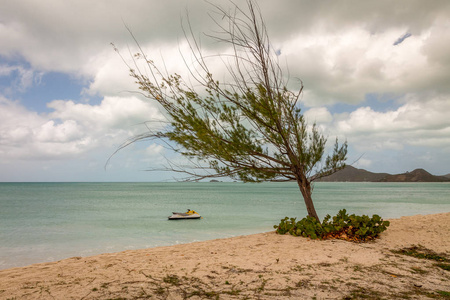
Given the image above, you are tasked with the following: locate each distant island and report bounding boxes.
[319,166,450,182]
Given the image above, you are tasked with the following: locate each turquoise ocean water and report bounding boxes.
[1,182,449,270]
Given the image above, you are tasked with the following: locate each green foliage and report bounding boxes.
[163,275,180,286]
[113,1,348,221]
[437,291,450,297]
[391,246,449,262]
[436,263,450,271]
[113,1,347,183]
[391,246,450,272]
[274,209,390,242]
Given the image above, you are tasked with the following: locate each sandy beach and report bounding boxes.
[1,213,449,299]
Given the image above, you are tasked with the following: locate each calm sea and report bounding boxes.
[1,182,449,270]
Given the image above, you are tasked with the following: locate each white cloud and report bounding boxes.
[353,158,373,169]
[1,0,450,179]
[2,1,449,106]
[34,120,82,143]
[84,52,134,98]
[0,64,43,94]
[0,95,164,161]
[145,144,164,157]
[0,0,215,75]
[304,107,333,124]
[283,25,446,107]
[333,94,450,152]
[85,41,200,98]
[48,96,163,130]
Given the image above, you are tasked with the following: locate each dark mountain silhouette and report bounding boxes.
[379,168,450,182]
[318,166,388,182]
[319,166,450,182]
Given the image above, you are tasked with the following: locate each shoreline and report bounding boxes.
[1,212,449,299]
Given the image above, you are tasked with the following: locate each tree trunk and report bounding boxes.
[296,179,320,222]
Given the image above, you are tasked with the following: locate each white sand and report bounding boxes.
[1,212,449,299]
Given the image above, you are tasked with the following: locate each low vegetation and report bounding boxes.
[274,209,390,242]
[391,246,449,263]
[391,245,450,272]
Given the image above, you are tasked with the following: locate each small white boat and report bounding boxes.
[168,209,201,220]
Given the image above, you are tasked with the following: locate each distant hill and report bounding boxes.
[318,166,388,182]
[379,168,450,182]
[319,166,450,182]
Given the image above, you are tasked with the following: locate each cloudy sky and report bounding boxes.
[1,0,450,182]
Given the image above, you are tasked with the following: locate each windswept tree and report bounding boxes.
[113,0,347,221]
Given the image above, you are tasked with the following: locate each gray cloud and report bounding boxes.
[1,0,450,178]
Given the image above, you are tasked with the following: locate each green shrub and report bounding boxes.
[274,209,390,242]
